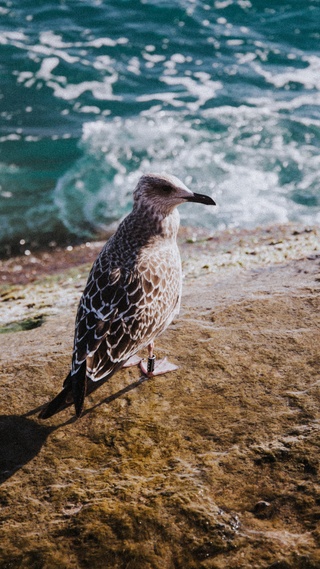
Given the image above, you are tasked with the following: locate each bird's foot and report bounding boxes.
[123,355,142,368]
[139,356,178,377]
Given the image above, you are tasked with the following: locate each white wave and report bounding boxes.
[12,30,120,103]
[161,75,223,111]
[53,108,320,235]
[50,74,121,101]
[252,54,320,90]
[247,93,320,117]
[39,30,74,49]
[0,31,27,44]
[37,56,60,79]
[86,37,129,48]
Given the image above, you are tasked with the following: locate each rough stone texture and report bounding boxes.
[0,224,320,568]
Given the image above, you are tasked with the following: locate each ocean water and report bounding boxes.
[0,0,319,253]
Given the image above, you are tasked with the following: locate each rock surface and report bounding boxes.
[0,224,320,568]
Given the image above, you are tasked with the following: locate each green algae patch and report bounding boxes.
[0,314,45,334]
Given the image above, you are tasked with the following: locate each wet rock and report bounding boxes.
[1,224,320,568]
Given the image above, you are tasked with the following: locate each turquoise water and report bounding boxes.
[0,0,319,253]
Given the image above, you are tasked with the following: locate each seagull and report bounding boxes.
[39,173,215,419]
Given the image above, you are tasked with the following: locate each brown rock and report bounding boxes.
[0,224,320,568]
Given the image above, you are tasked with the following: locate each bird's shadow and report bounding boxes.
[0,374,149,485]
[0,410,75,485]
[83,373,149,416]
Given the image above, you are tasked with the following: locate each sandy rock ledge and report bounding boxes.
[0,223,320,569]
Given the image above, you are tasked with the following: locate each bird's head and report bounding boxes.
[133,173,216,217]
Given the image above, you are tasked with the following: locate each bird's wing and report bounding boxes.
[73,251,181,382]
[72,259,139,369]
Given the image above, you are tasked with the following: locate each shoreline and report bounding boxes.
[1,221,319,286]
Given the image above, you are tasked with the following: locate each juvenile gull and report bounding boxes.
[40,173,215,419]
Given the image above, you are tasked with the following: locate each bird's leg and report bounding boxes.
[147,342,156,373]
[140,342,178,377]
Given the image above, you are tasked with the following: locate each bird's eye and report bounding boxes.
[161,184,173,193]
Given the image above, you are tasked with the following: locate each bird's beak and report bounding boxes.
[184,192,216,206]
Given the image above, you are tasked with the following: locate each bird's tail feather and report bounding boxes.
[39,362,87,420]
[38,381,72,419]
[71,363,87,418]
[39,360,125,420]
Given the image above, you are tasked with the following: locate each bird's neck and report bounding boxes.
[132,203,180,240]
[160,208,180,240]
